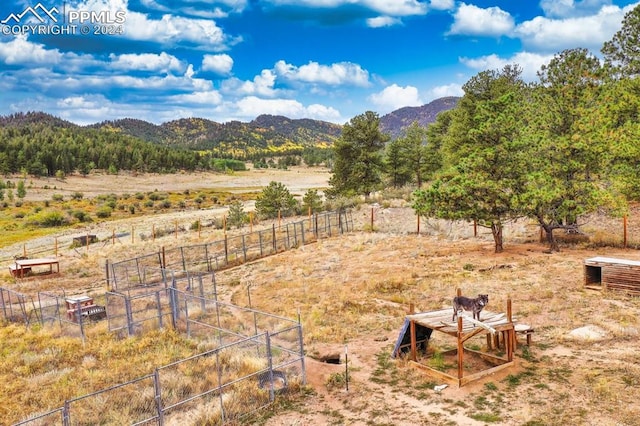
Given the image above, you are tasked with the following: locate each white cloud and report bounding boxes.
[221,69,280,97]
[514,5,629,52]
[540,0,613,18]
[265,0,427,16]
[109,52,184,73]
[169,90,223,105]
[368,84,422,112]
[0,36,63,65]
[275,60,370,87]
[71,0,236,50]
[202,54,234,74]
[56,94,114,123]
[367,16,402,28]
[448,3,515,37]
[429,83,463,99]
[429,0,454,11]
[234,96,340,121]
[460,52,555,81]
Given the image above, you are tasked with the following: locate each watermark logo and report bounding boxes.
[1,2,126,36]
[1,3,59,24]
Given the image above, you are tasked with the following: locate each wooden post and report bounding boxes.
[457,313,464,381]
[410,320,417,362]
[278,210,281,228]
[131,226,134,244]
[473,220,477,237]
[456,288,463,381]
[416,214,420,235]
[507,297,513,361]
[624,215,628,248]
[105,260,110,290]
[152,224,156,241]
[112,229,115,245]
[223,216,227,235]
[249,212,253,233]
[370,207,374,232]
[161,246,166,269]
[198,220,201,239]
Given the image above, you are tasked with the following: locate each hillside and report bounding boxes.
[380,96,459,139]
[0,97,458,164]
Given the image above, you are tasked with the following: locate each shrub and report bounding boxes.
[135,192,145,200]
[27,211,68,227]
[161,200,171,209]
[96,207,112,218]
[52,194,64,202]
[73,210,92,223]
[71,192,84,201]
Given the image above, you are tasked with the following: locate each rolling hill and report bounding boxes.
[0,97,459,162]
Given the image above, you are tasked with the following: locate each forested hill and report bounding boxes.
[0,113,209,176]
[380,96,460,139]
[91,115,342,155]
[0,97,457,175]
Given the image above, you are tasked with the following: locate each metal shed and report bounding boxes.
[584,256,640,295]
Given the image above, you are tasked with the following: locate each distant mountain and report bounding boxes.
[0,111,78,129]
[380,96,460,139]
[89,115,341,155]
[0,97,458,159]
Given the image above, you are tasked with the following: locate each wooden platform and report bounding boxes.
[407,308,516,336]
[404,305,517,387]
[10,258,60,278]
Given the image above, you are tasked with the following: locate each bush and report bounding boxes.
[71,192,84,201]
[73,210,93,223]
[52,194,64,202]
[96,207,112,218]
[27,211,68,227]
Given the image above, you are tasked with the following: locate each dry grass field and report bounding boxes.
[3,168,640,425]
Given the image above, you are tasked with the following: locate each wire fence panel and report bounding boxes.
[13,407,63,426]
[66,374,157,425]
[109,252,163,291]
[0,287,37,325]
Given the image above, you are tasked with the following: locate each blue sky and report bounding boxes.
[0,0,638,125]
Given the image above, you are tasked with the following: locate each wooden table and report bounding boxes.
[10,258,60,278]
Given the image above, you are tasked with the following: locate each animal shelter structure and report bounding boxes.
[584,256,640,295]
[393,296,517,387]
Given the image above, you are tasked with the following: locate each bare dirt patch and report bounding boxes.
[22,167,331,201]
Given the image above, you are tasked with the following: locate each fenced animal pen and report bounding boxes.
[15,329,305,425]
[106,210,353,291]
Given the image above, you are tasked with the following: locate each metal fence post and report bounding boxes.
[297,322,307,385]
[156,291,163,329]
[154,369,164,425]
[125,297,134,336]
[169,280,178,329]
[242,234,247,262]
[62,400,70,426]
[265,331,275,402]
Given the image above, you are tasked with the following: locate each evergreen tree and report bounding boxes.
[255,181,298,219]
[328,111,389,197]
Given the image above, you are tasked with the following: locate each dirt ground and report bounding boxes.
[5,169,640,425]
